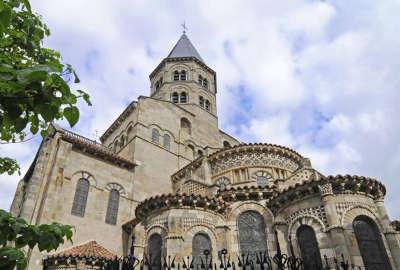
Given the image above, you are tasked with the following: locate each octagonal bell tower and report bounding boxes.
[149,33,217,117]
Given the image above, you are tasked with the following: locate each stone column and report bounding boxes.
[273,222,290,255]
[375,198,400,269]
[318,183,350,260]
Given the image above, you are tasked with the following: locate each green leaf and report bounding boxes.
[63,106,79,127]
[22,0,32,13]
[0,6,11,31]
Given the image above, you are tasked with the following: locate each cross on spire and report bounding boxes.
[181,22,188,34]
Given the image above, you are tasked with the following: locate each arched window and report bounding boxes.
[172,92,179,103]
[197,150,203,157]
[114,140,119,152]
[148,234,163,270]
[203,79,208,89]
[181,118,191,134]
[199,96,204,108]
[223,141,231,148]
[198,75,203,84]
[187,144,195,159]
[180,92,187,103]
[237,211,268,257]
[296,225,323,269]
[192,233,212,268]
[105,189,119,225]
[120,135,125,147]
[155,81,160,90]
[152,129,160,144]
[205,100,210,111]
[180,70,187,80]
[353,216,391,269]
[173,70,179,81]
[163,134,171,150]
[71,178,90,217]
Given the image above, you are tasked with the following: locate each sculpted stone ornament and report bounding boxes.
[318,183,333,196]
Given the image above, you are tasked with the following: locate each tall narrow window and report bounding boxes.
[105,189,119,225]
[238,211,268,257]
[180,92,187,103]
[198,75,203,84]
[152,129,160,144]
[71,178,90,217]
[181,118,191,134]
[205,100,210,111]
[172,92,179,103]
[297,225,323,269]
[353,216,391,270]
[180,70,187,80]
[199,96,204,108]
[173,70,179,81]
[203,79,208,89]
[188,144,195,159]
[148,234,163,270]
[192,233,212,269]
[163,134,171,150]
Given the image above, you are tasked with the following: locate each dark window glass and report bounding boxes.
[148,234,163,270]
[180,92,187,103]
[173,71,179,81]
[172,92,179,103]
[180,70,187,80]
[203,79,208,89]
[297,225,323,270]
[105,189,119,225]
[198,75,203,84]
[205,100,210,111]
[71,178,89,217]
[152,129,160,144]
[237,211,268,257]
[163,134,171,150]
[353,216,391,270]
[192,233,212,268]
[199,96,204,107]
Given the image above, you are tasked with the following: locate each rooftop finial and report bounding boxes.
[181,21,188,34]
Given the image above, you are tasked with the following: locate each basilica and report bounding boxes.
[10,33,400,270]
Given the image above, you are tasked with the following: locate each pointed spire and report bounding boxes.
[167,33,204,62]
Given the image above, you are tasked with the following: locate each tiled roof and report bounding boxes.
[167,34,204,62]
[48,240,116,260]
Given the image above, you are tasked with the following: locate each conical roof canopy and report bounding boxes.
[167,33,204,62]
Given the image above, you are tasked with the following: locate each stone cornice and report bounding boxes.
[208,143,306,166]
[217,185,276,202]
[267,175,386,214]
[55,126,136,169]
[135,193,227,221]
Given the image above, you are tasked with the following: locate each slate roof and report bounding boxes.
[48,240,116,259]
[167,34,204,62]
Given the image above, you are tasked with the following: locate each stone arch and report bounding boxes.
[105,182,126,196]
[289,215,327,259]
[146,225,168,240]
[184,225,218,258]
[289,215,325,236]
[227,201,274,223]
[227,202,275,255]
[71,171,96,187]
[342,205,382,230]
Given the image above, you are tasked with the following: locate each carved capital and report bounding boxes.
[318,183,333,196]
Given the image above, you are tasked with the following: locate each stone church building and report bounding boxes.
[10,33,400,269]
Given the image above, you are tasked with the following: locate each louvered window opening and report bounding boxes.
[71,178,89,217]
[105,189,119,225]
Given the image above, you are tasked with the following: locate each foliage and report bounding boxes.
[0,0,91,175]
[0,157,20,175]
[0,209,73,270]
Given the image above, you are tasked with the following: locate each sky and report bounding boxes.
[1,0,400,219]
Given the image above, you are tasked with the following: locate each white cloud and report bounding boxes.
[1,0,399,220]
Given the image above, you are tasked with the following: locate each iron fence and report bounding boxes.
[43,250,366,270]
